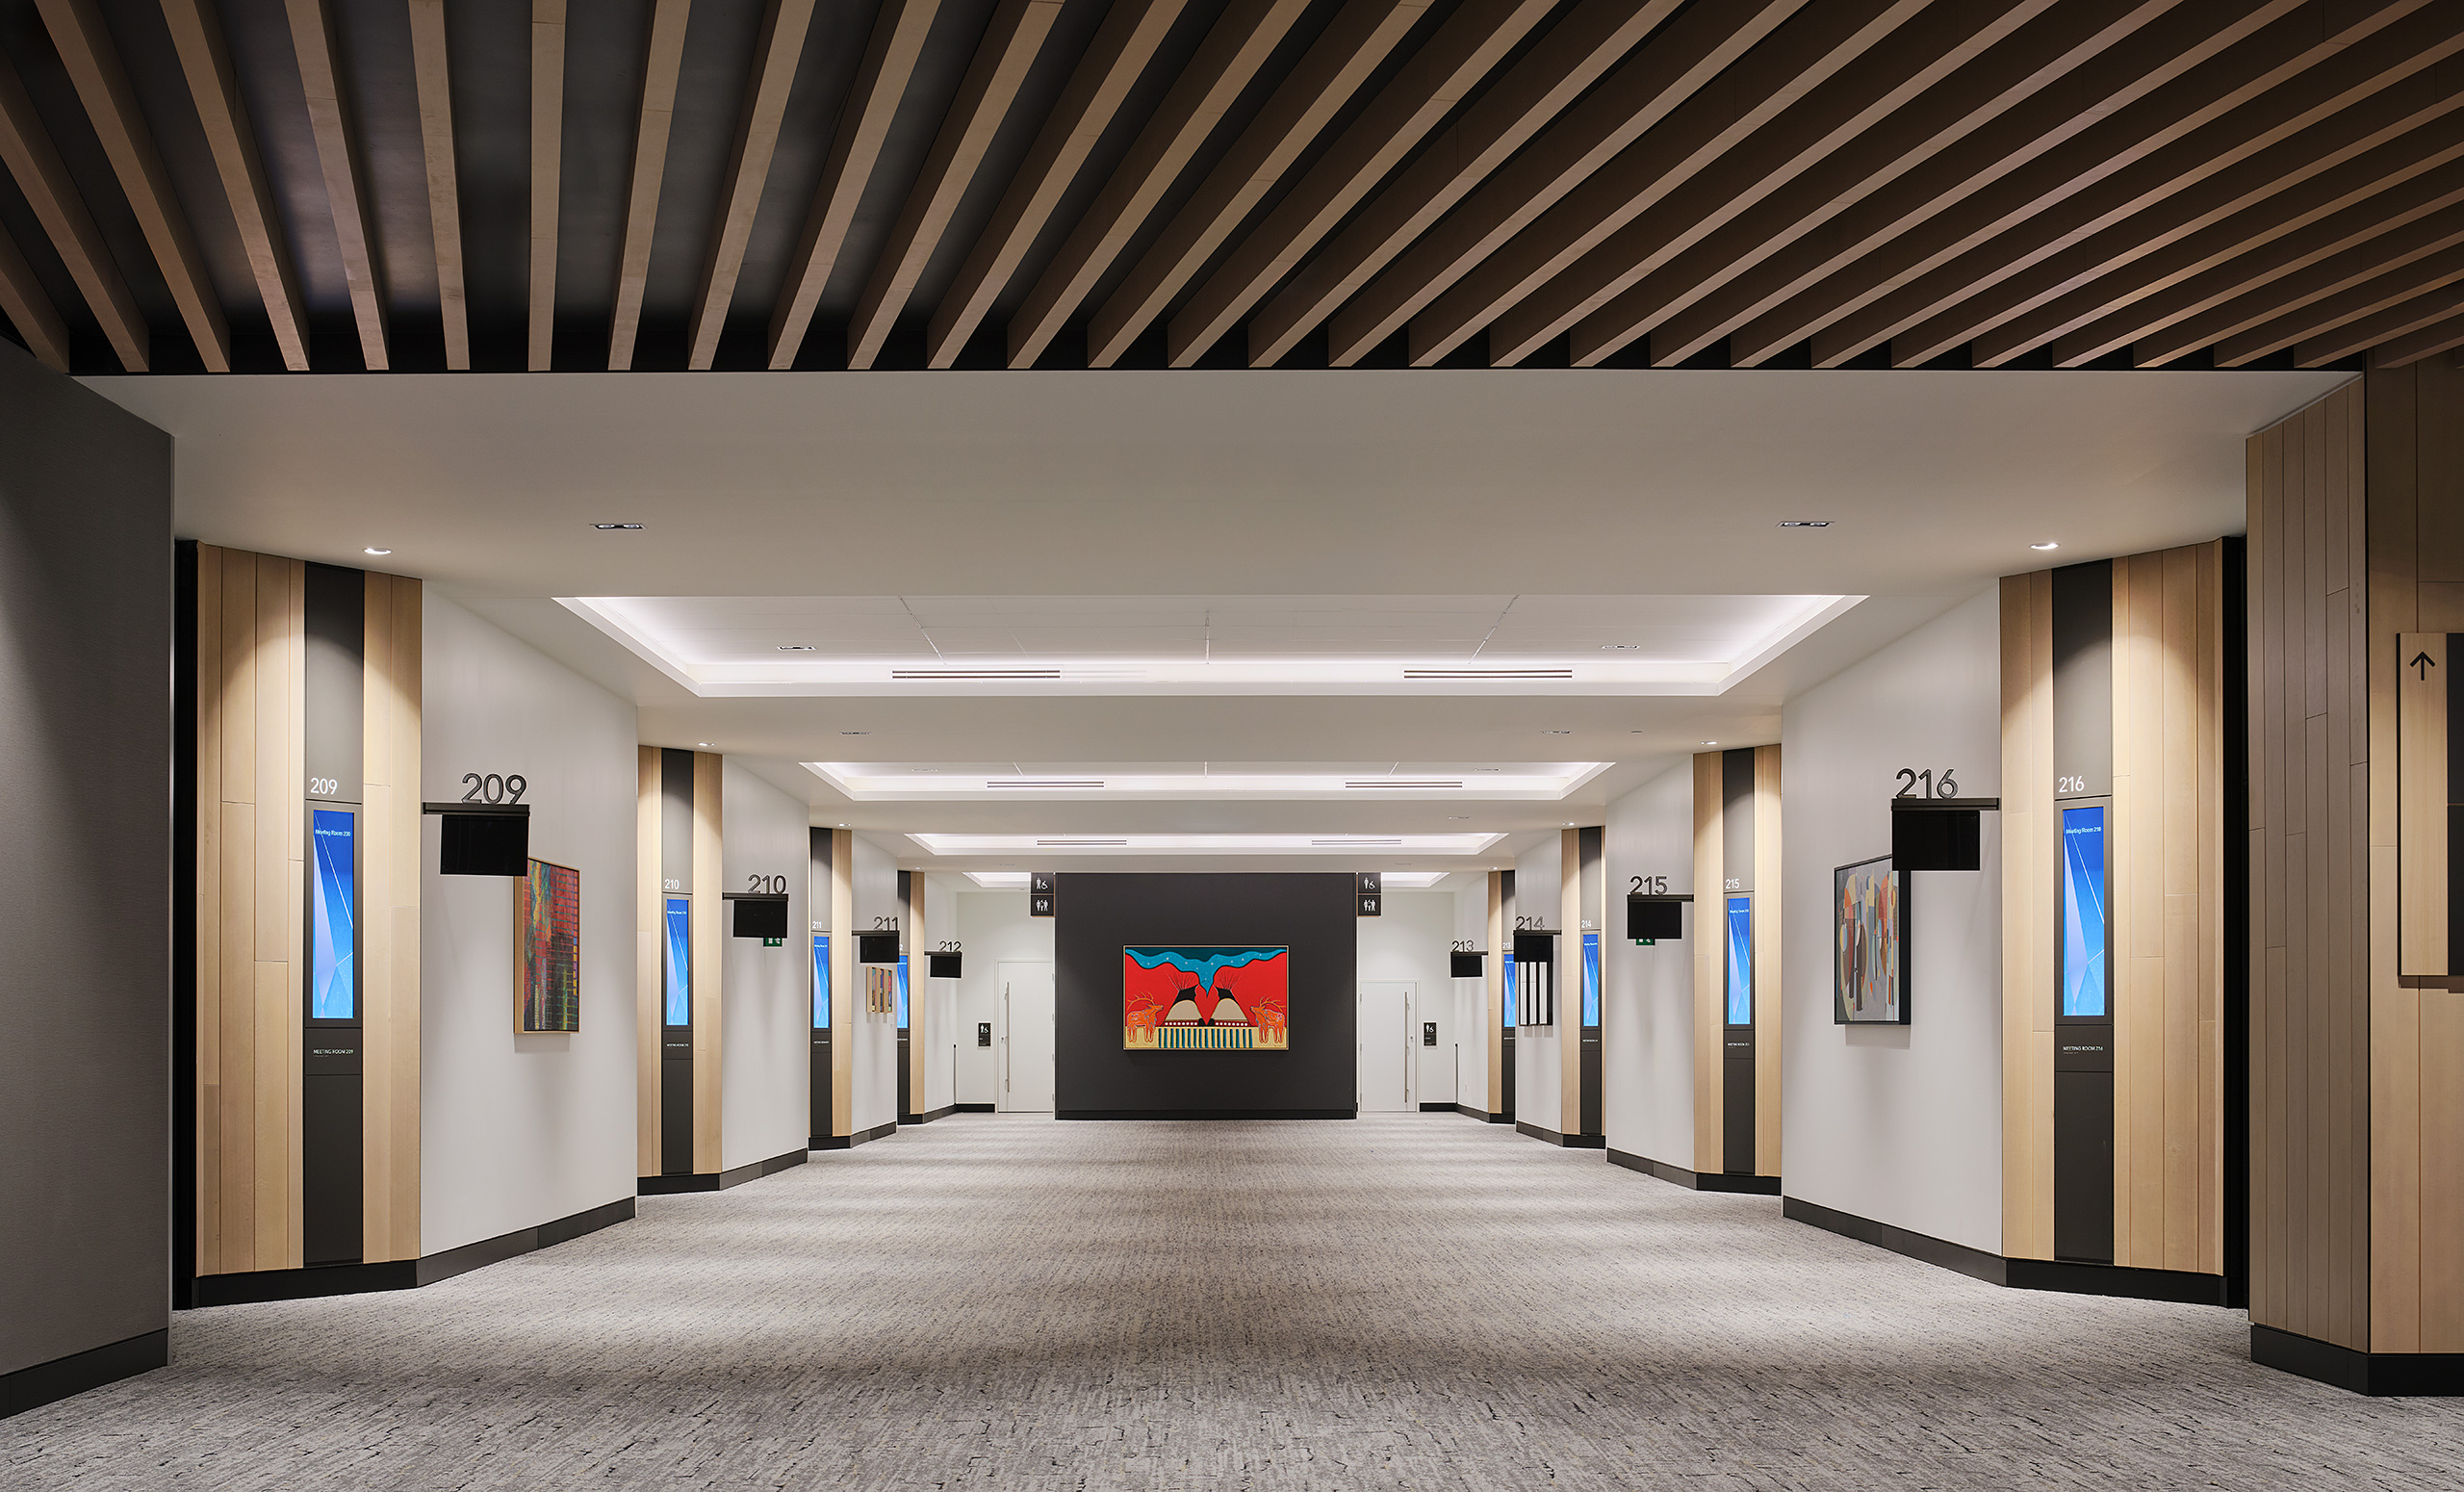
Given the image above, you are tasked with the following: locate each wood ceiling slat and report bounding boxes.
[1006,0,1314,369]
[1607,0,2174,369]
[530,0,565,371]
[848,0,1065,370]
[2366,310,2464,368]
[687,0,821,371]
[2188,206,2464,366]
[1709,0,2289,367]
[2292,277,2464,368]
[1249,0,1679,370]
[1323,0,1805,369]
[280,0,386,369]
[767,0,942,369]
[1168,0,1565,368]
[1798,0,2445,368]
[406,0,468,370]
[0,48,147,369]
[2033,119,2464,369]
[160,0,309,371]
[1887,11,2464,367]
[609,0,694,371]
[0,220,70,370]
[927,0,1192,368]
[1502,0,2059,370]
[1409,0,1933,367]
[37,0,228,369]
[1088,0,1435,369]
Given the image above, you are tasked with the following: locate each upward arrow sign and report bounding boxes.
[2414,651,2439,681]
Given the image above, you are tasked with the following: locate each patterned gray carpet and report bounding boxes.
[9,1113,2463,1489]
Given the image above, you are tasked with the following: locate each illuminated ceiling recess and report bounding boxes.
[805,763,1612,801]
[911,834,1505,857]
[559,594,1861,697]
[964,868,1450,887]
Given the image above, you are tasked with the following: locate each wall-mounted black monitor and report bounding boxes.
[729,895,789,939]
[437,810,526,876]
[1450,950,1484,979]
[928,951,962,979]
[1892,800,1993,871]
[1511,930,1555,965]
[858,931,900,965]
[1627,897,1684,940]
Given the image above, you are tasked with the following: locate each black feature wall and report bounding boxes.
[0,340,171,1407]
[1055,874,1356,1119]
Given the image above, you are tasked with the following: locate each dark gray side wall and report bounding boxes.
[0,340,171,1375]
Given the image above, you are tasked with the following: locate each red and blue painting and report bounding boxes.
[1122,946,1289,1051]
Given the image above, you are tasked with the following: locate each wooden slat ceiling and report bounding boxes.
[0,0,2455,376]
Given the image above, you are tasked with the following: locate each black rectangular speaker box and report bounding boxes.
[1512,930,1554,964]
[731,897,789,939]
[929,951,961,979]
[859,932,899,965]
[1450,950,1484,979]
[1627,898,1682,940]
[439,812,527,876]
[1892,807,1981,871]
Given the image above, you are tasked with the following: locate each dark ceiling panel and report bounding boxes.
[442,0,532,368]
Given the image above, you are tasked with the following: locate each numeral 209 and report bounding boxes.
[462,772,526,804]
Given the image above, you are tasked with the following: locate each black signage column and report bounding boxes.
[301,562,364,1268]
[2051,560,2116,1264]
[1722,749,1757,1177]
[659,748,695,1176]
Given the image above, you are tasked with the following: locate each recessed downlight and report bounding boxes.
[1701,740,1718,745]
[779,644,816,651]
[1543,729,1572,735]
[362,546,391,555]
[1600,643,1640,650]
[593,522,645,530]
[697,742,711,747]
[2031,541,2061,551]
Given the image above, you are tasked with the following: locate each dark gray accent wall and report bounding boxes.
[1054,874,1355,1117]
[0,340,171,1380]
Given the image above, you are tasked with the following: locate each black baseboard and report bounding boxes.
[185,1197,634,1308]
[2252,1325,2464,1396]
[1515,1119,1606,1148]
[1451,1103,1511,1123]
[0,1328,168,1420]
[1057,1108,1355,1119]
[809,1120,899,1150]
[1783,1196,2231,1305]
[1606,1148,1784,1194]
[904,1102,957,1124]
[649,1148,808,1190]
[953,1102,995,1113]
[1419,1101,1455,1112]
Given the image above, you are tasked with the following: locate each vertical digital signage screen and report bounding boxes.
[1500,953,1515,1028]
[1581,932,1601,1027]
[664,895,691,1027]
[1726,896,1753,1026]
[310,807,355,1020]
[2061,806,2109,1017]
[812,934,830,1030]
[896,955,909,1030]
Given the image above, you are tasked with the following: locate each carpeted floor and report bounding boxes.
[9,1113,2463,1489]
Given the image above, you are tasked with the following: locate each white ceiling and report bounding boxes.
[89,367,2348,875]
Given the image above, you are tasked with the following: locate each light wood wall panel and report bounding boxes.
[2250,380,2371,1350]
[1691,750,1722,1177]
[692,751,723,1173]
[911,874,931,1115]
[2001,571,2056,1261]
[359,572,421,1263]
[1753,744,1783,1178]
[635,746,661,1175]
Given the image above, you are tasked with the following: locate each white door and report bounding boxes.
[998,961,1056,1113]
[1358,981,1415,1112]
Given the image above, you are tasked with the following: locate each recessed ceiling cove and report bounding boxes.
[562,593,1859,696]
[807,762,1613,801]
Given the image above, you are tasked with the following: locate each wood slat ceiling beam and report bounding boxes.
[610,0,694,371]
[406,0,468,370]
[1514,0,2065,369]
[530,0,565,371]
[1794,0,2442,367]
[2292,276,2464,367]
[1168,0,1566,368]
[847,0,1065,370]
[0,220,69,370]
[160,0,309,371]
[37,0,228,369]
[767,0,941,369]
[927,0,1191,368]
[1247,0,1680,369]
[280,0,387,369]
[1089,0,1434,368]
[0,47,146,369]
[2367,310,2464,368]
[687,0,820,371]
[2037,120,2464,369]
[2210,217,2464,364]
[1406,0,1932,367]
[1708,0,2291,367]
[1324,0,1806,368]
[1887,6,2464,367]
[1597,0,2178,369]
[1006,0,1314,368]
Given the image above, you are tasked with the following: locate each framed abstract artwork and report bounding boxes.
[1122,946,1289,1051]
[1833,855,1909,1024]
[517,858,581,1033]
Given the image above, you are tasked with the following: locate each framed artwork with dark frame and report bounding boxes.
[1834,854,1910,1024]
[517,858,581,1033]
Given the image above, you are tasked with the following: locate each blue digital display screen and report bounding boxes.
[896,955,909,1030]
[664,896,691,1026]
[309,808,355,1019]
[812,934,830,1030]
[2061,806,2108,1017]
[1726,896,1753,1026]
[1581,932,1601,1027]
[1500,953,1515,1028]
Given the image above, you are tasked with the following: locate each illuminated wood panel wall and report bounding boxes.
[359,573,422,1263]
[1691,746,1781,1180]
[635,747,725,1176]
[831,827,854,1140]
[2001,571,2057,1260]
[1560,830,1580,1138]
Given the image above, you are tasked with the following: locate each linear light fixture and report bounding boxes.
[911,832,1506,857]
[805,763,1608,801]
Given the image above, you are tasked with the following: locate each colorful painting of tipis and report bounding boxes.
[1123,946,1289,1051]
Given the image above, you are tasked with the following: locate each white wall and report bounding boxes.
[1452,881,1488,1112]
[719,760,808,1170]
[1603,761,1696,1169]
[1512,842,1564,1129]
[848,836,901,1133]
[953,888,1055,1105]
[420,595,637,1253]
[1780,586,2004,1253]
[1356,890,1455,1106]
